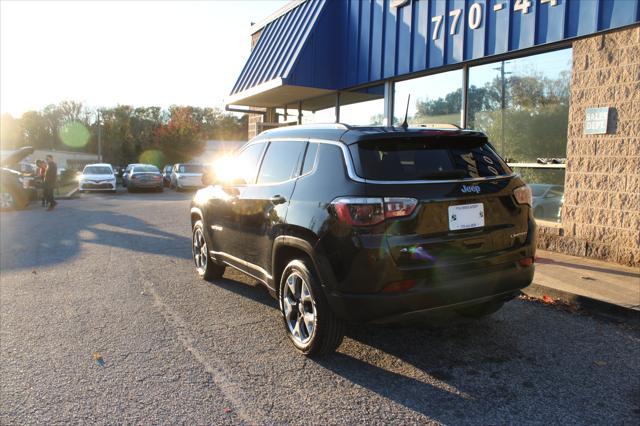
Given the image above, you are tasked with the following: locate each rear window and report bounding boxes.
[133,165,159,173]
[350,139,510,181]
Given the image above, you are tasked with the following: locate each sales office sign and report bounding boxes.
[391,0,560,41]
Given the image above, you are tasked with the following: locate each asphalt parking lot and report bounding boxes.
[1,188,639,424]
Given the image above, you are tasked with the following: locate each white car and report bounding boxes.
[79,163,117,193]
[170,163,204,191]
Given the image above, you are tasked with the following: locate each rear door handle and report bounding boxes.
[270,195,286,205]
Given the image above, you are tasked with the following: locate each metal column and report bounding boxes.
[461,65,469,129]
[383,81,394,127]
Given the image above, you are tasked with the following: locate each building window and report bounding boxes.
[468,48,572,223]
[339,84,385,125]
[393,69,463,127]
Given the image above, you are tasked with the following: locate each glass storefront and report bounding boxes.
[338,84,385,125]
[468,48,572,222]
[393,69,462,127]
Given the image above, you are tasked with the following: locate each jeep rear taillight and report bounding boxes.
[332,197,417,226]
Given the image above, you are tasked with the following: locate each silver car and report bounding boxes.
[126,164,164,192]
[530,184,564,221]
[170,163,204,191]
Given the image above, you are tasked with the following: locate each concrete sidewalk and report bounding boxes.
[527,249,640,314]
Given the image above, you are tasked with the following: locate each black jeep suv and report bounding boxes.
[190,124,536,355]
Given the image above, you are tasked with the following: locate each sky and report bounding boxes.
[0,0,288,117]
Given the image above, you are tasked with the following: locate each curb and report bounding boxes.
[59,188,80,199]
[523,283,640,321]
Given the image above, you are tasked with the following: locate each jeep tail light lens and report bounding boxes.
[513,185,532,206]
[384,197,418,218]
[332,197,418,226]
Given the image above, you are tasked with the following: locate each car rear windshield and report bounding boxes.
[133,165,159,173]
[178,165,202,173]
[350,138,510,181]
[84,166,112,175]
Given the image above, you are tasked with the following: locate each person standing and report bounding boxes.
[44,154,58,211]
[36,160,47,207]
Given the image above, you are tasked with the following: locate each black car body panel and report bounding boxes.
[1,147,36,209]
[191,125,536,322]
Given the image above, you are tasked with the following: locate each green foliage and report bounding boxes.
[0,102,248,166]
[409,70,570,165]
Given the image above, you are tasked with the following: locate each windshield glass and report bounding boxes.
[133,165,159,173]
[178,164,203,173]
[84,166,112,175]
[351,138,510,181]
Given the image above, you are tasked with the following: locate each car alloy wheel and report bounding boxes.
[0,191,15,209]
[192,227,208,273]
[282,271,317,345]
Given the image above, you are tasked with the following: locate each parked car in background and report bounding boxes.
[189,124,537,356]
[126,164,164,192]
[530,184,564,221]
[162,164,173,187]
[79,163,117,193]
[122,163,143,187]
[170,163,204,191]
[0,146,36,210]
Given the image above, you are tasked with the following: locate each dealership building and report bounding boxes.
[226,0,640,266]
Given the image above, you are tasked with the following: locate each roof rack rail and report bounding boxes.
[416,123,462,130]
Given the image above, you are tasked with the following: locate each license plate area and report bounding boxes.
[448,203,485,231]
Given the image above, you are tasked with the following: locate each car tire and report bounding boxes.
[279,259,345,356]
[192,220,225,280]
[456,300,505,318]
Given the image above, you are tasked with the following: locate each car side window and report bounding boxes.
[257,141,307,185]
[301,143,318,175]
[234,142,266,184]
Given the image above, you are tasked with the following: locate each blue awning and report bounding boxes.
[228,0,640,110]
[227,0,336,109]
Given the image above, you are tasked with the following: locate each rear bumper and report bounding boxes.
[325,263,534,322]
[130,181,162,188]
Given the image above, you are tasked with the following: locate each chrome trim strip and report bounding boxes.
[307,138,516,185]
[242,137,516,185]
[210,250,274,282]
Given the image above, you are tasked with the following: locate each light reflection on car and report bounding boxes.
[530,183,564,222]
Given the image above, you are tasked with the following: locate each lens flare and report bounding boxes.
[212,154,241,183]
[59,121,90,148]
[139,150,165,168]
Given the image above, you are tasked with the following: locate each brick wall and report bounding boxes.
[538,26,640,267]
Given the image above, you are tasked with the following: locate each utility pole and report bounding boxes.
[97,110,102,162]
[494,61,511,155]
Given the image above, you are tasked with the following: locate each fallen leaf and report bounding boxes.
[542,295,554,304]
[223,408,233,414]
[593,360,607,366]
[92,352,105,366]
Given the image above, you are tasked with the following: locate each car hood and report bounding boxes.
[1,146,34,168]
[82,174,114,180]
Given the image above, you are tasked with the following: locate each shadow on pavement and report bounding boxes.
[0,204,191,272]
